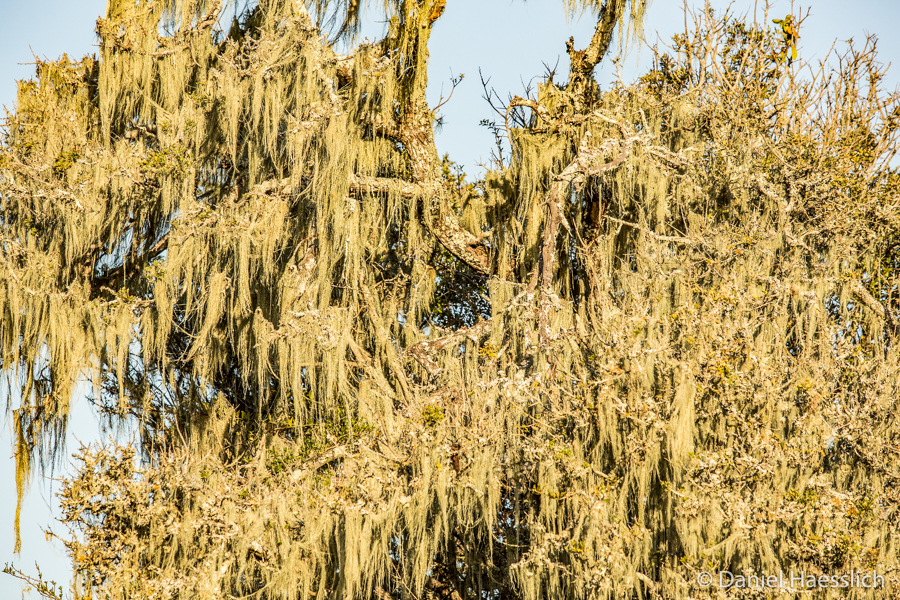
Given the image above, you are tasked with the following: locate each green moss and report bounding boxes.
[266,448,300,475]
[53,148,79,176]
[140,146,191,177]
[422,404,444,427]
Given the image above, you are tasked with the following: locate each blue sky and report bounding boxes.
[2,0,899,596]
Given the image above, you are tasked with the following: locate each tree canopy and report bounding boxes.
[3,0,900,598]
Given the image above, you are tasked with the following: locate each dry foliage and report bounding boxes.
[2,0,900,598]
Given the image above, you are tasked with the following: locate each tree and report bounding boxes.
[3,0,900,598]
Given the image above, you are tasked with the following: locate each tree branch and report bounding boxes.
[573,0,623,72]
[349,173,491,275]
[508,96,551,124]
[850,280,897,330]
[425,575,463,600]
[407,320,491,376]
[566,0,624,105]
[349,174,427,199]
[537,127,635,345]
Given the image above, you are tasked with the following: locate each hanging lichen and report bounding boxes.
[2,1,900,599]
